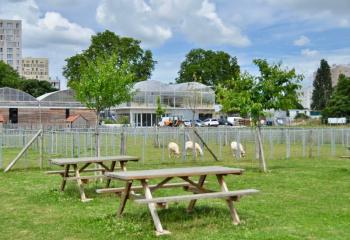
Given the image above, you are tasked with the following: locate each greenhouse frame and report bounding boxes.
[0,87,95,126]
[114,80,216,126]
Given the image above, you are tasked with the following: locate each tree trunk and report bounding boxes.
[95,111,100,157]
[256,126,267,172]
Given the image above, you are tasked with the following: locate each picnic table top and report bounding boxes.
[50,155,139,165]
[105,166,244,180]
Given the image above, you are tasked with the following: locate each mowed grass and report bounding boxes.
[0,155,350,240]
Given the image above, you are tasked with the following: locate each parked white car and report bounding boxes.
[203,118,219,127]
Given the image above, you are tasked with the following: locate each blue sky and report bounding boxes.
[1,0,350,89]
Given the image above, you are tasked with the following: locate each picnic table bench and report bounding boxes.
[106,166,259,236]
[49,155,139,202]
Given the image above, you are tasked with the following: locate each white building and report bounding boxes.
[113,80,215,126]
[0,19,22,73]
[21,57,49,81]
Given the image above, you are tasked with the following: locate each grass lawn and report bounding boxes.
[0,157,349,239]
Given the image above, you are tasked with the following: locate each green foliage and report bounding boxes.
[19,79,58,97]
[311,59,332,110]
[63,30,155,87]
[155,96,165,119]
[0,61,57,97]
[0,61,21,88]
[176,48,240,90]
[102,118,116,124]
[69,54,134,114]
[218,59,303,125]
[116,116,130,125]
[322,74,350,118]
[294,113,310,120]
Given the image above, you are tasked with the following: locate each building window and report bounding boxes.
[7,54,13,59]
[0,48,2,52]
[7,48,13,53]
[7,60,13,65]
[16,23,20,29]
[7,23,13,28]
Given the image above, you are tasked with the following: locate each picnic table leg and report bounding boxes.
[60,164,70,191]
[216,174,240,225]
[106,161,117,188]
[187,175,206,212]
[117,180,133,216]
[72,164,92,202]
[141,179,171,236]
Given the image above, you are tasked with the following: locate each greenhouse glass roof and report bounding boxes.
[0,87,38,107]
[37,89,85,108]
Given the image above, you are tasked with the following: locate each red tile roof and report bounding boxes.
[66,114,81,123]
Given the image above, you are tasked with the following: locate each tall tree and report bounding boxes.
[70,53,134,156]
[63,30,155,87]
[0,61,21,88]
[218,59,303,172]
[311,59,332,110]
[19,79,57,97]
[176,49,240,90]
[322,74,350,119]
[155,96,166,122]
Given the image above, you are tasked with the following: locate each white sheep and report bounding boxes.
[185,141,203,157]
[230,141,246,158]
[168,142,180,158]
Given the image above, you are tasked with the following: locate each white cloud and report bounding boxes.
[96,0,250,47]
[1,0,95,88]
[301,48,319,57]
[262,0,350,29]
[294,35,310,46]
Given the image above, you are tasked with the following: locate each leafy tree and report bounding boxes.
[70,53,134,156]
[19,79,57,97]
[311,59,332,110]
[0,61,21,88]
[63,30,155,87]
[176,49,240,90]
[155,96,165,122]
[322,74,350,119]
[0,61,57,97]
[218,59,303,172]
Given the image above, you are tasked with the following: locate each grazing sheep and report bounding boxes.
[230,141,246,158]
[168,142,180,158]
[185,141,203,157]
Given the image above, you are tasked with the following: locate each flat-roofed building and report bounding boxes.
[21,57,49,81]
[0,19,22,73]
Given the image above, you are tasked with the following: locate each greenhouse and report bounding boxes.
[114,80,215,126]
[0,88,95,126]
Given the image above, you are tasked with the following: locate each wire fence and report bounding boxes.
[1,126,349,170]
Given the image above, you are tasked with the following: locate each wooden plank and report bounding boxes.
[217,175,240,225]
[50,155,139,166]
[140,179,170,236]
[46,168,109,174]
[72,164,92,202]
[96,182,191,194]
[4,129,43,172]
[106,166,244,180]
[135,189,259,204]
[60,164,70,191]
[187,175,206,212]
[117,181,133,216]
[64,175,107,181]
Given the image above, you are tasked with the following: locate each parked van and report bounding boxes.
[227,117,243,125]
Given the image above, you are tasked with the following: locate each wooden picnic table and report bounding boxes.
[49,155,139,202]
[106,166,259,236]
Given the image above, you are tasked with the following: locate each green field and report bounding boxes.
[0,152,349,240]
